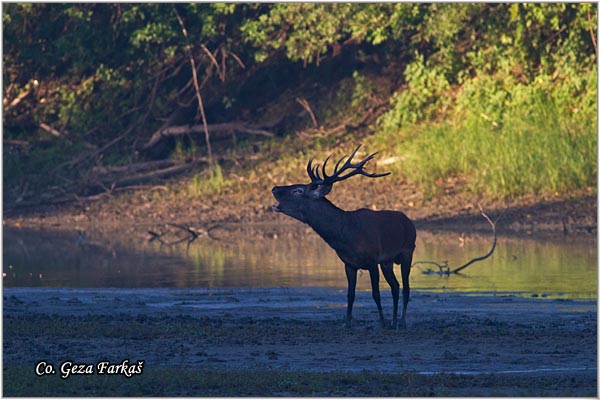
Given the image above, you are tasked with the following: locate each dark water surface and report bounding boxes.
[3,227,597,299]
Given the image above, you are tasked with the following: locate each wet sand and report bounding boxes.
[4,286,596,396]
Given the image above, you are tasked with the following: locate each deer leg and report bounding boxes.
[368,265,386,327]
[344,263,357,329]
[399,252,413,329]
[381,262,400,329]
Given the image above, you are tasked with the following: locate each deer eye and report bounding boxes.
[292,187,305,195]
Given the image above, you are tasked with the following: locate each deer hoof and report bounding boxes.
[344,318,352,329]
[397,320,407,330]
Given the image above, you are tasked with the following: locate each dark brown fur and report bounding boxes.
[271,148,416,328]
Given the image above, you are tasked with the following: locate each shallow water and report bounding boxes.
[3,227,597,298]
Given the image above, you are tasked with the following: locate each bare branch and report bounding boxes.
[53,73,161,173]
[38,122,66,138]
[451,205,505,273]
[296,97,318,128]
[141,122,274,152]
[173,5,213,164]
[588,9,597,56]
[200,44,224,81]
[413,205,507,275]
[4,80,36,110]
[227,50,246,69]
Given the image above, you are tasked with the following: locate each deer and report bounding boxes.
[271,145,416,329]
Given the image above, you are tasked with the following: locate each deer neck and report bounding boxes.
[305,198,351,247]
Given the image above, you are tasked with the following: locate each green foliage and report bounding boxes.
[240,4,421,64]
[3,3,597,201]
[379,53,451,130]
[378,67,597,198]
[188,164,226,196]
[374,3,597,198]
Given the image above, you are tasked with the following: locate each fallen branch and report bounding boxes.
[413,205,507,275]
[99,158,209,188]
[53,74,161,173]
[141,121,274,151]
[4,81,35,111]
[91,159,175,175]
[4,139,31,148]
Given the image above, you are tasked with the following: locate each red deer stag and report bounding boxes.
[271,145,416,329]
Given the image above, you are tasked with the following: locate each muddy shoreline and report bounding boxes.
[4,180,597,242]
[4,287,597,396]
[3,187,597,395]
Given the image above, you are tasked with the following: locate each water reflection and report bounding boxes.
[3,227,597,298]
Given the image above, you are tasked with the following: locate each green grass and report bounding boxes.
[187,163,227,196]
[375,82,597,199]
[4,366,596,397]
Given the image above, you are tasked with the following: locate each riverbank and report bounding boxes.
[3,170,597,242]
[3,287,596,396]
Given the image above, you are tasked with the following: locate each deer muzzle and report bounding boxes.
[271,187,282,212]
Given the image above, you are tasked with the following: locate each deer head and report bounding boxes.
[271,145,389,223]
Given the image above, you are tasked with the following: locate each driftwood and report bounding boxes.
[4,139,31,148]
[141,121,275,151]
[6,158,209,211]
[91,158,210,190]
[413,205,507,275]
[92,159,176,175]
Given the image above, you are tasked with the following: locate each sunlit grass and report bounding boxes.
[376,89,597,199]
[187,163,227,196]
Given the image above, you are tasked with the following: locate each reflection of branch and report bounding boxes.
[412,260,450,275]
[148,223,199,247]
[148,222,224,247]
[413,205,507,275]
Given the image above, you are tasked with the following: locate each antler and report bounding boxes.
[306,144,390,185]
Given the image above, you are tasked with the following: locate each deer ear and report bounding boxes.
[310,183,332,198]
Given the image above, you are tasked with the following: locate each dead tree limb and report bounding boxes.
[38,122,65,138]
[296,97,318,128]
[4,80,36,110]
[173,5,212,164]
[588,9,598,56]
[141,122,274,151]
[201,44,224,81]
[413,205,507,275]
[100,158,209,188]
[53,74,161,173]
[91,159,175,175]
[227,49,246,69]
